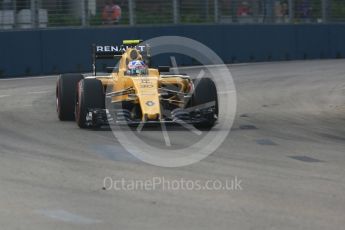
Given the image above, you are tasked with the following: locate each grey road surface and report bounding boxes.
[0,60,344,230]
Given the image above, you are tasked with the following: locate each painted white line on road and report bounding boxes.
[37,209,102,225]
[218,91,236,95]
[0,75,58,81]
[27,90,51,95]
[173,64,237,70]
[0,95,10,98]
[174,60,331,70]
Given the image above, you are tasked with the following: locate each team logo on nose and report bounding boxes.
[146,101,155,106]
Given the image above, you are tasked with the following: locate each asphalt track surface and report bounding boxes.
[0,60,345,230]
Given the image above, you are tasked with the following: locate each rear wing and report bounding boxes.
[92,40,151,76]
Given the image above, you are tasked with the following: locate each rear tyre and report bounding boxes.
[56,74,84,121]
[76,79,105,129]
[191,78,218,129]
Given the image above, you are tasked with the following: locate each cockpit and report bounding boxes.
[126,60,148,76]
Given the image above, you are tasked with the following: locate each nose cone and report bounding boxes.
[132,77,161,120]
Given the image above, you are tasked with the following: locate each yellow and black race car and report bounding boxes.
[56,40,218,129]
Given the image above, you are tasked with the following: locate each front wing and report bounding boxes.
[85,103,216,127]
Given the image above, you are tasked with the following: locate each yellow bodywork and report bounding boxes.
[96,48,191,121]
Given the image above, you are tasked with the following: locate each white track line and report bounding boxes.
[0,75,58,81]
[37,209,102,224]
[27,90,51,95]
[0,90,51,98]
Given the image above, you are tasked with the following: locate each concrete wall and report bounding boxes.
[0,24,344,77]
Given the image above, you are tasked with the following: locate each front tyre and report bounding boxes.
[56,74,84,121]
[76,79,105,129]
[192,78,218,129]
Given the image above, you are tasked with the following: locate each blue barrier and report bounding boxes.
[0,24,344,77]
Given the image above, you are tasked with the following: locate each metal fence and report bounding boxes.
[0,0,344,30]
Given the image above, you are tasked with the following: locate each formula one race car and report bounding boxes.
[56,40,218,129]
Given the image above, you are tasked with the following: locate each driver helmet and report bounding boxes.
[127,60,147,76]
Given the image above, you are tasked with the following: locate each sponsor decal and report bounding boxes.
[96,45,145,53]
[141,79,151,84]
[140,84,154,89]
[146,101,155,107]
[140,78,154,88]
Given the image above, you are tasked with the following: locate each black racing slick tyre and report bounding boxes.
[192,78,218,129]
[56,74,84,121]
[76,79,105,129]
